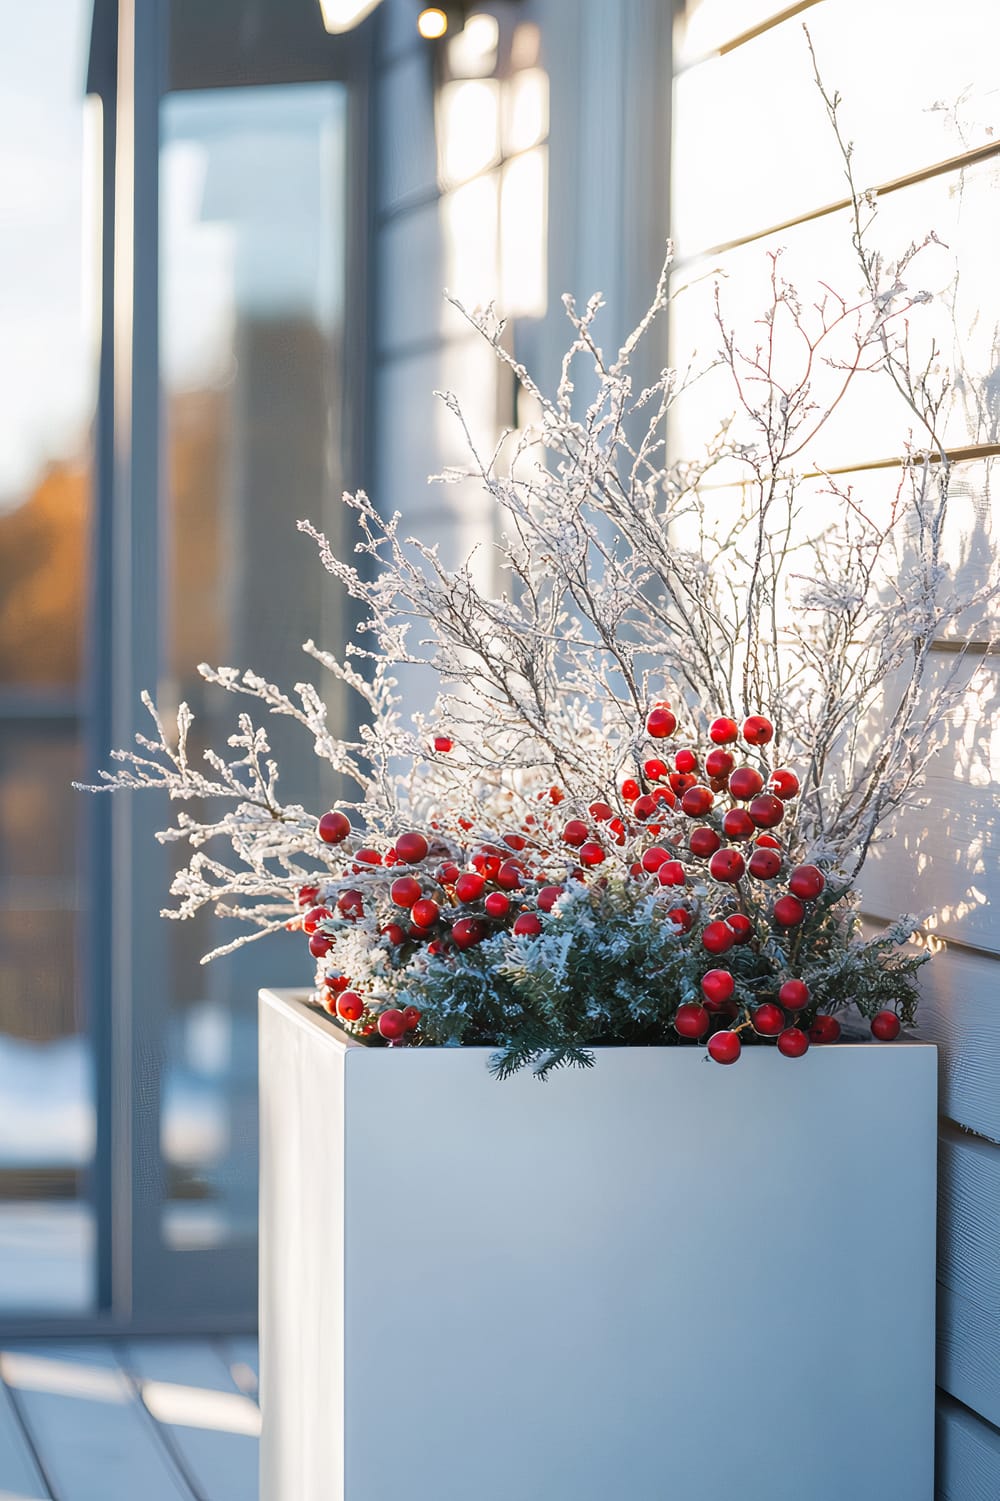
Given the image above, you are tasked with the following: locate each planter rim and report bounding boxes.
[260,987,936,1063]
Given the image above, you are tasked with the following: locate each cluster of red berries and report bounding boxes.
[294,706,905,1060]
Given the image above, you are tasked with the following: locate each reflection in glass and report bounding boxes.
[0,0,97,1313]
[159,84,347,1250]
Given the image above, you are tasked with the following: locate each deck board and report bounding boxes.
[0,1342,194,1501]
[0,1375,50,1499]
[125,1340,260,1501]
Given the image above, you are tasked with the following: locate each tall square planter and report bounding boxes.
[259,988,936,1501]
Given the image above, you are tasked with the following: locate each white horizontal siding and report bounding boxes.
[672,0,1000,259]
[671,1,1000,1495]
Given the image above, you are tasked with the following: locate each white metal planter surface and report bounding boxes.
[259,988,936,1501]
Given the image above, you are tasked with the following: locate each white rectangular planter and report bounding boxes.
[259,988,937,1501]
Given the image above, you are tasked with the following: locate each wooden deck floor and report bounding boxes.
[0,1337,259,1500]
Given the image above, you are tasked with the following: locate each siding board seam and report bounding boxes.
[674,0,826,75]
[860,916,1000,967]
[938,1389,1000,1442]
[688,442,1000,494]
[673,137,1000,269]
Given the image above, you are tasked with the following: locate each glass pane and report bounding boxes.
[159,84,347,1252]
[0,0,97,1314]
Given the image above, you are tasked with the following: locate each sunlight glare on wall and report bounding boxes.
[438,79,501,188]
[446,12,499,77]
[442,173,500,325]
[503,67,548,155]
[500,147,547,318]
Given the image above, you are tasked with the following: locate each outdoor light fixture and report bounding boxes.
[417,7,450,37]
[317,0,385,34]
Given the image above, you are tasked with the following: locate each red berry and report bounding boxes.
[485,891,511,918]
[633,794,657,820]
[433,735,453,753]
[809,1015,841,1044]
[579,842,606,867]
[753,1003,785,1036]
[728,767,764,800]
[778,979,810,1010]
[354,847,382,867]
[669,772,698,795]
[621,778,641,802]
[297,884,320,908]
[743,715,774,746]
[748,847,782,880]
[337,889,364,920]
[646,706,678,738]
[709,848,745,883]
[403,1005,421,1032]
[390,876,423,909]
[681,784,714,817]
[644,758,668,781]
[701,968,736,1005]
[496,861,524,890]
[749,794,784,829]
[773,895,806,928]
[513,912,543,937]
[755,833,782,849]
[769,768,799,800]
[657,860,686,886]
[318,810,351,844]
[395,831,429,864]
[411,897,440,928]
[708,1030,741,1064]
[324,972,350,992]
[381,923,406,945]
[722,808,756,841]
[455,871,486,903]
[726,913,753,944]
[689,826,722,858]
[674,748,698,774]
[589,802,614,822]
[503,832,527,851]
[702,920,736,955]
[777,1027,809,1058]
[437,861,461,884]
[705,747,735,778]
[667,907,694,933]
[452,917,485,949]
[789,864,825,901]
[378,1009,407,1041]
[302,905,332,935]
[674,1002,710,1039]
[562,819,589,847]
[640,846,668,873]
[709,717,739,745]
[337,991,364,1022]
[537,885,564,912]
[308,932,333,958]
[547,786,565,805]
[871,1010,901,1042]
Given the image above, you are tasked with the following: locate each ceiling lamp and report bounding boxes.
[417,7,450,37]
[317,0,386,34]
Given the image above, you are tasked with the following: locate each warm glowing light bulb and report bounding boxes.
[418,7,449,39]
